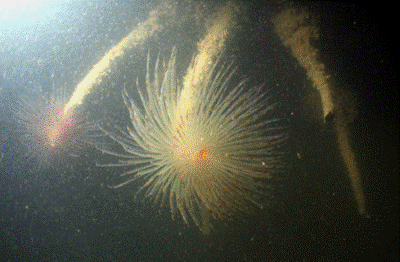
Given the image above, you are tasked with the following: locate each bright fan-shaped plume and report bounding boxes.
[98,51,287,232]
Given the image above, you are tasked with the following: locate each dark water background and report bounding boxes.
[0,1,397,261]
